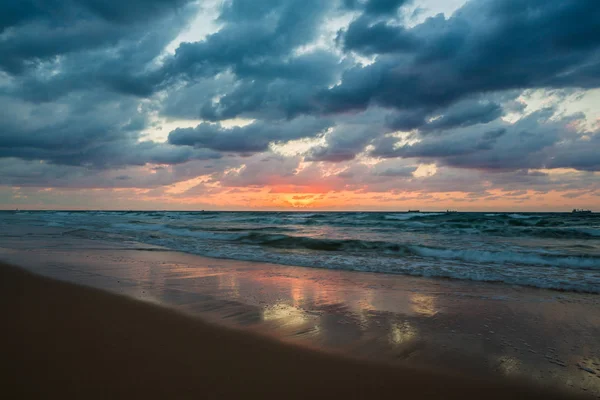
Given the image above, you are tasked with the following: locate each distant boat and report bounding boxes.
[408,210,420,213]
[572,209,592,214]
[446,209,457,213]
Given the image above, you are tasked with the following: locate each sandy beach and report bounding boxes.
[1,224,599,398]
[1,262,592,399]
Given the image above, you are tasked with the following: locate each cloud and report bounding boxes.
[342,0,410,15]
[0,0,599,207]
[326,0,600,114]
[364,0,411,15]
[156,0,345,121]
[0,90,221,169]
[340,16,418,55]
[159,0,335,80]
[418,100,504,133]
[306,124,380,162]
[192,51,346,121]
[384,96,508,132]
[372,165,417,177]
[372,108,600,172]
[168,117,333,153]
[0,0,197,79]
[546,133,600,172]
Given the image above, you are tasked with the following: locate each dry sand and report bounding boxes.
[0,262,590,399]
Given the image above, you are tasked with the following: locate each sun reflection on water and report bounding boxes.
[262,303,310,327]
[218,273,240,298]
[389,321,418,345]
[410,294,438,316]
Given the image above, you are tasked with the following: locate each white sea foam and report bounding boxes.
[507,213,537,219]
[410,246,600,269]
[384,212,443,221]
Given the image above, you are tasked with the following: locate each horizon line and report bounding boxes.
[1,209,595,213]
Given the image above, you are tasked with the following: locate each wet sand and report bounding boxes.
[0,262,590,399]
[1,225,599,397]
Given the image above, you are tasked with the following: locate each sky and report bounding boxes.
[1,0,599,211]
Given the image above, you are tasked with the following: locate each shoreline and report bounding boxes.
[0,262,589,399]
[1,225,599,397]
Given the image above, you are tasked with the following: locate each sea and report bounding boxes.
[2,211,599,293]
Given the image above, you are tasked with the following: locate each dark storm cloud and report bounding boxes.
[7,0,600,113]
[341,0,410,15]
[327,0,600,113]
[371,109,600,172]
[0,90,220,169]
[307,98,508,163]
[364,0,411,15]
[0,0,340,181]
[168,117,333,153]
[160,0,332,82]
[305,108,391,162]
[1,0,192,30]
[337,0,417,55]
[157,0,344,120]
[160,74,237,121]
[372,127,507,159]
[0,0,210,175]
[383,109,430,131]
[0,0,196,76]
[60,141,222,169]
[384,98,506,133]
[340,16,419,55]
[546,134,600,172]
[171,51,346,121]
[306,125,382,162]
[0,92,141,154]
[420,101,504,133]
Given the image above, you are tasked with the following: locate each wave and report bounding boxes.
[411,246,600,270]
[507,213,537,219]
[164,225,296,233]
[237,233,414,253]
[384,212,444,221]
[483,227,600,240]
[233,232,600,270]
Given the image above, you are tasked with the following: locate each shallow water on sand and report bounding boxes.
[1,225,599,397]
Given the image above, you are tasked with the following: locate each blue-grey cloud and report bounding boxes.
[327,0,600,113]
[0,0,196,76]
[364,0,411,15]
[385,98,506,133]
[371,109,600,172]
[339,16,419,55]
[168,117,333,153]
[1,0,600,194]
[0,90,220,169]
[155,0,344,120]
[342,0,410,15]
[546,134,600,172]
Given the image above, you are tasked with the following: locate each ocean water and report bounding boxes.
[2,211,599,293]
